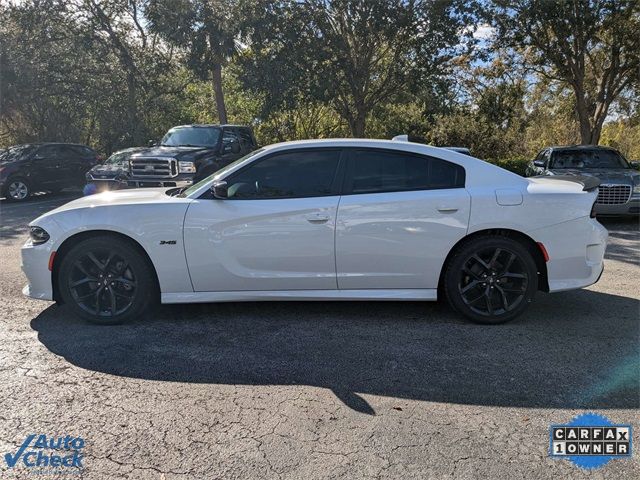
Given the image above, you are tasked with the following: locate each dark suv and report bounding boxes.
[0,143,99,201]
[126,124,257,188]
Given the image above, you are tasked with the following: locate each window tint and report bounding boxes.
[36,145,61,159]
[222,130,240,151]
[346,150,464,194]
[226,150,341,199]
[236,128,255,149]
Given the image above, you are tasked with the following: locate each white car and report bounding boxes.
[21,139,607,325]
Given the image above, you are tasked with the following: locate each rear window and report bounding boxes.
[346,150,465,194]
[0,145,36,162]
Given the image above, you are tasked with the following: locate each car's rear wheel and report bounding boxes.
[444,236,538,324]
[58,236,157,325]
[4,177,31,201]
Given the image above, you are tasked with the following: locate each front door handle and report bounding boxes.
[305,213,330,224]
[437,206,458,213]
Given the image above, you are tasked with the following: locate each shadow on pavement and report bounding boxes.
[32,289,639,414]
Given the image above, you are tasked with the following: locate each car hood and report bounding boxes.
[548,168,639,186]
[32,188,190,225]
[131,145,217,161]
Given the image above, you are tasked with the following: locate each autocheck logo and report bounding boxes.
[4,434,84,472]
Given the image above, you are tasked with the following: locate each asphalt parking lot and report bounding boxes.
[0,193,638,479]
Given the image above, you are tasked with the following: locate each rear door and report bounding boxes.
[336,148,470,290]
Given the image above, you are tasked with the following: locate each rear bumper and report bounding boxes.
[529,217,608,293]
[594,196,640,216]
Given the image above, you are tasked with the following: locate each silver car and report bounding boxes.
[526,145,640,216]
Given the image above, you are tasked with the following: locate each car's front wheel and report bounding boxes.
[58,236,157,325]
[4,177,31,201]
[444,236,538,324]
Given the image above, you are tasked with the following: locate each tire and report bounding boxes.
[444,235,538,324]
[58,236,158,325]
[3,177,31,202]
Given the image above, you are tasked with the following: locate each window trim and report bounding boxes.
[201,147,347,200]
[341,148,466,196]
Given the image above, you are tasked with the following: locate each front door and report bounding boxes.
[183,148,344,292]
[336,148,471,289]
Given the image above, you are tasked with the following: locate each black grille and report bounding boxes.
[596,184,631,205]
[130,158,177,178]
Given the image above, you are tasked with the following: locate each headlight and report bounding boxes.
[178,161,196,174]
[29,226,50,245]
[633,183,640,194]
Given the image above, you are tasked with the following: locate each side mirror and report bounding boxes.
[223,140,241,154]
[148,139,156,147]
[211,180,228,199]
[629,161,639,169]
[231,141,241,154]
[533,160,545,168]
[32,154,45,161]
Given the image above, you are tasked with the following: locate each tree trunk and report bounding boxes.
[211,63,227,124]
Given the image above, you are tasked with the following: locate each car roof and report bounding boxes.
[262,138,465,154]
[548,145,617,152]
[8,142,93,148]
[168,124,250,129]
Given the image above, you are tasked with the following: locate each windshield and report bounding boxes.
[551,149,630,169]
[177,148,264,197]
[161,126,221,148]
[104,151,130,165]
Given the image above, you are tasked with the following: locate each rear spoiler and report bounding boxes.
[532,175,600,192]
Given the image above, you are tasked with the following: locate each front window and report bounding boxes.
[225,149,341,199]
[161,126,221,148]
[551,149,630,169]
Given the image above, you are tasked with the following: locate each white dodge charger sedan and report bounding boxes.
[22,139,607,325]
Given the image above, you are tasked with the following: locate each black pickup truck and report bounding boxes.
[87,124,257,192]
[130,124,257,188]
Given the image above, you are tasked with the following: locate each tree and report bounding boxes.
[146,0,240,124]
[241,0,477,137]
[493,0,640,145]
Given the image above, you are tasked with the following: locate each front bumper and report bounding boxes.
[126,174,193,189]
[21,240,54,301]
[594,196,640,216]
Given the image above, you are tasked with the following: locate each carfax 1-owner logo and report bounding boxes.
[4,434,84,474]
[550,413,632,469]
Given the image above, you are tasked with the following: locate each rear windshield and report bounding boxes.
[161,127,221,148]
[551,149,629,169]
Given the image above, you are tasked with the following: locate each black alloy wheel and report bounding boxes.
[59,237,157,324]
[444,236,538,324]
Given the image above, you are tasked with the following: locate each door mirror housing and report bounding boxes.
[148,139,156,147]
[629,160,639,169]
[211,180,228,199]
[533,159,545,168]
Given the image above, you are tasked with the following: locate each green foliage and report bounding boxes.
[0,0,639,161]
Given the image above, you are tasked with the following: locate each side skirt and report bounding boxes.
[161,289,438,304]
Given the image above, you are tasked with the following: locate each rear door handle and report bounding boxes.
[305,213,330,224]
[437,206,458,213]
